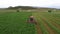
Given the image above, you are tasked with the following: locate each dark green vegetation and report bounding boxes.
[0,9,60,34]
[17,10,19,12]
[7,6,37,10]
[48,10,52,13]
[0,11,37,34]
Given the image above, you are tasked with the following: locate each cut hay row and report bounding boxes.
[43,15,60,29]
[38,13,60,34]
[33,12,60,34]
[39,12,60,28]
[33,13,49,34]
[41,17,60,34]
[41,12,60,25]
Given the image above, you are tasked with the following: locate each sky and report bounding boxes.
[0,0,60,8]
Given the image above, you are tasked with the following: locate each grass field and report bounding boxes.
[33,11,60,34]
[0,9,60,34]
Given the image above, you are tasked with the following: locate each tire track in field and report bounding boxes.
[40,17,55,34]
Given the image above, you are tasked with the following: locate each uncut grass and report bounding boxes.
[0,12,36,34]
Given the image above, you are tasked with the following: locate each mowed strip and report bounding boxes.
[33,12,55,34]
[33,12,49,34]
[40,17,60,34]
[37,12,60,34]
[39,17,56,34]
[44,16,60,29]
[40,13,60,29]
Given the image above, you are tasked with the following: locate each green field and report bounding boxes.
[0,10,60,34]
[33,11,60,34]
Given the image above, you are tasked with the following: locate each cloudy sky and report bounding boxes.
[0,0,60,8]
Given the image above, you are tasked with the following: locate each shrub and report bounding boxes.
[17,10,19,12]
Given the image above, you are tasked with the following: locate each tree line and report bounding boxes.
[7,6,37,10]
